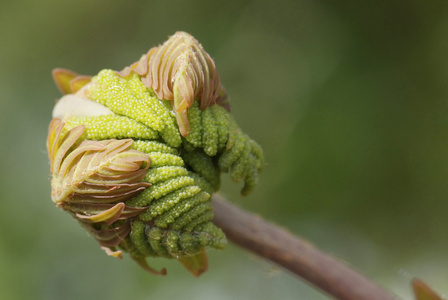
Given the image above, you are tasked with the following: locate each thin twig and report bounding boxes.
[212,195,398,300]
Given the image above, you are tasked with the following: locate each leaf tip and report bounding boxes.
[412,278,444,300]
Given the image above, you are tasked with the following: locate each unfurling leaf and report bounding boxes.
[47,118,151,234]
[48,118,151,205]
[118,31,227,137]
[52,68,92,95]
[52,68,78,95]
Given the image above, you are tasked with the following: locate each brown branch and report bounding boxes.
[212,195,398,300]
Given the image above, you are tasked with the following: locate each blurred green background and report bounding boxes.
[1,0,448,299]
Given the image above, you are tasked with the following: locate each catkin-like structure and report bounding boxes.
[48,33,263,276]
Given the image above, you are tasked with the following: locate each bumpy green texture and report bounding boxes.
[87,70,264,195]
[87,70,182,148]
[64,115,159,140]
[51,68,263,273]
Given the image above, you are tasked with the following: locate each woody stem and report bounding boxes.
[212,194,398,300]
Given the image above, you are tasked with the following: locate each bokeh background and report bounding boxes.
[1,0,448,299]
